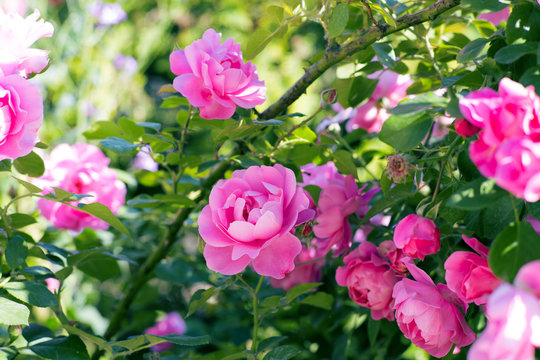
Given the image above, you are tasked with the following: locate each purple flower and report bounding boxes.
[145,312,187,352]
[114,54,137,75]
[87,1,127,26]
[132,145,158,172]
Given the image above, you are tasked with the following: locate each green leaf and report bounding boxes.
[83,121,123,140]
[161,96,189,108]
[367,317,380,346]
[30,336,90,360]
[494,43,539,64]
[118,118,144,139]
[379,113,432,151]
[216,125,259,141]
[13,152,45,177]
[348,76,378,108]
[0,296,29,325]
[75,203,129,236]
[300,292,333,310]
[462,0,507,11]
[53,187,72,201]
[507,4,540,44]
[285,282,322,303]
[489,221,540,282]
[77,254,120,281]
[9,213,36,229]
[4,282,57,308]
[5,235,28,269]
[388,93,448,115]
[23,324,54,343]
[187,287,220,317]
[303,185,321,204]
[67,248,106,267]
[145,334,210,347]
[263,345,301,360]
[258,336,288,352]
[99,137,137,154]
[0,159,11,172]
[369,4,396,27]
[13,177,42,193]
[446,178,505,210]
[19,266,55,280]
[333,149,357,177]
[372,43,395,68]
[137,122,161,131]
[244,25,288,60]
[328,2,349,38]
[456,38,489,63]
[291,126,317,142]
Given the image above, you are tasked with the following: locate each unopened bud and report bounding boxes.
[321,88,337,106]
[454,118,481,137]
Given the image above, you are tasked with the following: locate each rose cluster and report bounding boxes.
[459,78,540,202]
[0,7,53,160]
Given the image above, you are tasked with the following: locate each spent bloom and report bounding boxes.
[336,242,400,320]
[87,1,127,26]
[393,214,440,260]
[385,154,411,183]
[170,28,266,119]
[393,260,475,358]
[145,312,187,352]
[0,9,54,77]
[198,164,310,279]
[0,73,43,160]
[444,235,501,305]
[35,143,126,232]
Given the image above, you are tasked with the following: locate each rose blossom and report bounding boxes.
[393,260,475,358]
[378,240,408,276]
[145,312,187,352]
[0,73,43,160]
[170,28,266,120]
[444,235,501,305]
[270,246,325,291]
[393,214,440,260]
[454,118,481,137]
[346,70,412,133]
[35,143,126,232]
[515,260,540,299]
[477,8,510,26]
[45,278,60,293]
[336,242,399,320]
[198,164,309,279]
[0,9,54,77]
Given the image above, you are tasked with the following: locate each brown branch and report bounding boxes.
[259,0,461,120]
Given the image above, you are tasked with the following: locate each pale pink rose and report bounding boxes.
[198,164,309,279]
[35,143,126,231]
[270,246,325,291]
[0,74,43,160]
[0,9,54,77]
[170,28,266,120]
[468,283,540,360]
[393,260,475,358]
[145,312,187,352]
[515,260,540,299]
[0,0,27,15]
[477,8,510,26]
[454,118,481,137]
[45,278,60,293]
[336,242,399,320]
[378,240,408,276]
[393,214,440,260]
[316,103,355,133]
[313,177,377,256]
[346,70,412,133]
[445,235,501,305]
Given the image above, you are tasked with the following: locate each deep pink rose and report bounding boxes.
[198,164,309,279]
[0,74,43,160]
[336,242,399,320]
[454,118,481,137]
[468,283,540,360]
[393,214,440,260]
[0,9,53,77]
[393,260,475,358]
[313,177,377,255]
[378,240,408,276]
[346,70,412,133]
[459,87,500,129]
[270,246,325,291]
[477,8,510,27]
[170,28,266,120]
[444,235,501,305]
[35,143,126,231]
[145,312,187,352]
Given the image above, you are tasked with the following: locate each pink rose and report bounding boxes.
[44,277,60,293]
[313,176,377,255]
[393,261,475,358]
[35,143,126,231]
[444,235,501,305]
[477,8,510,27]
[515,260,540,299]
[300,162,343,189]
[198,164,309,279]
[170,28,266,120]
[145,312,187,352]
[1,0,27,15]
[0,9,53,77]
[0,74,43,160]
[393,214,440,260]
[346,70,412,133]
[336,242,399,320]
[270,246,325,291]
[378,240,408,276]
[459,87,499,129]
[468,283,540,360]
[454,118,481,137]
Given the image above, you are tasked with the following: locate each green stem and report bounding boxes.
[251,276,264,357]
[1,193,34,238]
[272,107,323,152]
[510,195,520,224]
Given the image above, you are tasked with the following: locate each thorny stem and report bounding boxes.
[251,276,264,358]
